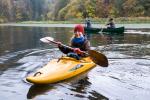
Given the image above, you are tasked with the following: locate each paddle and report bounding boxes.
[99,18,110,34]
[40,37,108,67]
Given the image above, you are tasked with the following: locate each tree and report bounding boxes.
[123,0,144,17]
[51,0,70,20]
[15,6,23,21]
[139,0,150,16]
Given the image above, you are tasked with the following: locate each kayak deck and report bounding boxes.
[26,56,96,84]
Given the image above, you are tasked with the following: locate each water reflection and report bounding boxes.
[88,90,108,100]
[0,26,72,55]
[27,84,55,99]
[0,26,43,55]
[70,77,91,94]
[65,70,108,100]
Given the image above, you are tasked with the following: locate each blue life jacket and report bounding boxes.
[71,37,85,45]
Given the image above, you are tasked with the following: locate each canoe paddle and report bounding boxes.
[40,37,108,67]
[99,18,110,34]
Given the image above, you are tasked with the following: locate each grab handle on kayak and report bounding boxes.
[34,72,42,77]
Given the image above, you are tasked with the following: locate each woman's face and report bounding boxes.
[74,31,83,38]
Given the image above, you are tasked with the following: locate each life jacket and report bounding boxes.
[71,37,86,51]
[72,36,85,45]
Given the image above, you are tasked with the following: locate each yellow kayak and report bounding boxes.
[26,56,96,84]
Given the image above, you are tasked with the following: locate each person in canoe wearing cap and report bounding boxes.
[58,24,90,59]
[85,17,92,28]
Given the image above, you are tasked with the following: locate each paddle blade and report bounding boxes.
[40,37,54,43]
[88,50,108,67]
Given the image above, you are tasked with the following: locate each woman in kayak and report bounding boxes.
[58,24,90,59]
[106,18,115,28]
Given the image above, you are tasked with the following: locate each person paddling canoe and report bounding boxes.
[106,18,116,28]
[58,24,90,60]
[85,17,92,28]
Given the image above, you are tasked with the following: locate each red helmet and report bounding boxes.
[74,24,84,34]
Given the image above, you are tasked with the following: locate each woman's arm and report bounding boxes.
[58,45,73,54]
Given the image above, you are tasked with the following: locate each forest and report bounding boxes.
[0,0,149,23]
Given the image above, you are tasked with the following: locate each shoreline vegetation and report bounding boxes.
[1,17,150,24]
[0,0,149,24]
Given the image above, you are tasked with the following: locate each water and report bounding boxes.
[0,25,150,100]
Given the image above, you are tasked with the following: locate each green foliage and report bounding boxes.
[0,0,149,22]
[123,0,144,17]
[15,7,23,21]
[51,0,70,20]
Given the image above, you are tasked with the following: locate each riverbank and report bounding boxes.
[0,23,150,29]
[20,17,150,24]
[1,17,150,24]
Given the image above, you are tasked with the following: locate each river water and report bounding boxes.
[0,24,150,100]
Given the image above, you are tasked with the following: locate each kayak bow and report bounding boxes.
[26,56,96,84]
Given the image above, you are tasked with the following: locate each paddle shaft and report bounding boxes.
[99,18,109,34]
[45,38,88,55]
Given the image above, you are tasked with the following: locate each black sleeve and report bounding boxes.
[58,45,73,54]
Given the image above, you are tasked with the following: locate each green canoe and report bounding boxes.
[84,27,125,34]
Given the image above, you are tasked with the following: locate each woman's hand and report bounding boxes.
[73,48,83,55]
[57,42,62,47]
